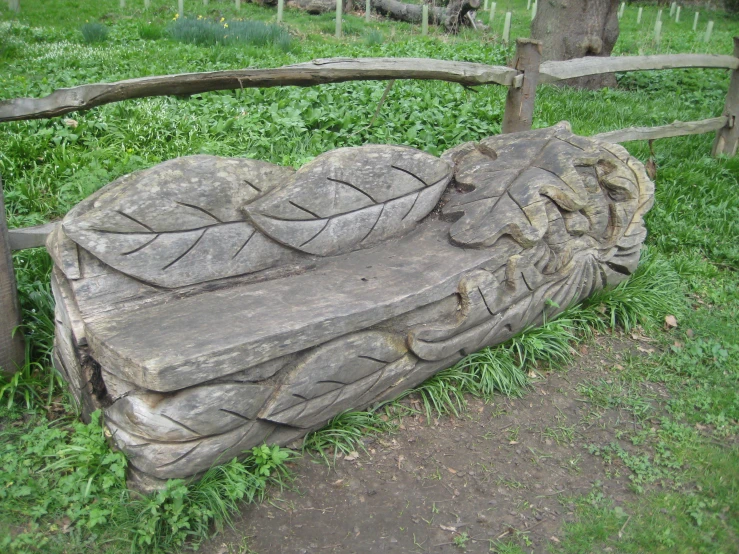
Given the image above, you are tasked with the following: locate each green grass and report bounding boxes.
[1,0,739,551]
[0,408,293,552]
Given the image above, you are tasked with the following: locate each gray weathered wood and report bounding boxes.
[0,58,517,123]
[712,37,739,157]
[539,53,739,84]
[8,221,58,250]
[48,124,655,486]
[502,39,542,134]
[593,116,729,143]
[0,180,25,373]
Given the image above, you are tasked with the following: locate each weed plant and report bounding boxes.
[80,22,108,44]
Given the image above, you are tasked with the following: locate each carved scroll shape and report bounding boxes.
[246,145,452,256]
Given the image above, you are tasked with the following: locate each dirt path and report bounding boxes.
[202,337,657,553]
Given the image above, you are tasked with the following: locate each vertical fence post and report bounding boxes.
[145,0,150,9]
[277,0,284,22]
[366,0,371,22]
[654,19,662,47]
[502,38,542,134]
[422,4,428,35]
[637,7,642,24]
[0,180,25,375]
[489,1,496,26]
[693,12,699,32]
[178,0,184,18]
[336,0,342,38]
[712,37,739,157]
[203,0,208,5]
[675,6,680,23]
[704,21,713,43]
[236,0,241,10]
[531,1,537,20]
[502,11,511,44]
[618,2,625,20]
[657,9,662,21]
[669,2,676,17]
[526,0,531,10]
[120,0,125,8]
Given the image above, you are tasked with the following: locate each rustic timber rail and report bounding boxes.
[1,38,738,373]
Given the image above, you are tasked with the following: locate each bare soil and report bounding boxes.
[202,336,662,554]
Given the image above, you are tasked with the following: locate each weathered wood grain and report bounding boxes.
[8,221,58,250]
[593,116,729,143]
[539,53,739,84]
[502,39,542,134]
[0,58,518,122]
[0,181,25,374]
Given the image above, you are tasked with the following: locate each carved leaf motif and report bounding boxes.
[245,145,453,256]
[105,383,274,442]
[62,155,296,288]
[443,123,602,249]
[260,331,416,428]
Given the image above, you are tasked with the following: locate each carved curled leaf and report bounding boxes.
[62,156,296,288]
[245,145,453,256]
[105,383,273,442]
[409,250,607,362]
[443,123,602,249]
[260,331,416,428]
[107,418,276,479]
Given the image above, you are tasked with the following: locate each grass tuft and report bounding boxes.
[167,18,292,50]
[138,23,164,41]
[80,22,108,44]
[302,409,398,463]
[584,248,687,332]
[364,29,384,46]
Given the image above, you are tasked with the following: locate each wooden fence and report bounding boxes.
[1,37,738,373]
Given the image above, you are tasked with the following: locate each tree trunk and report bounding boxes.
[531,0,620,89]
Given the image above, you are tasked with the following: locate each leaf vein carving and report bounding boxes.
[390,164,428,187]
[162,228,207,270]
[174,201,223,223]
[116,210,155,232]
[326,176,377,203]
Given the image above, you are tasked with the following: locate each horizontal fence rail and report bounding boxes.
[593,116,730,143]
[0,58,518,123]
[538,53,739,83]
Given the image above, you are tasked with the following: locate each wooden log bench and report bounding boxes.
[48,122,654,489]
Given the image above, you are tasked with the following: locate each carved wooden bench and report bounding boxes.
[49,122,653,488]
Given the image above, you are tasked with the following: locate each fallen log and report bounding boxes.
[372,0,481,33]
